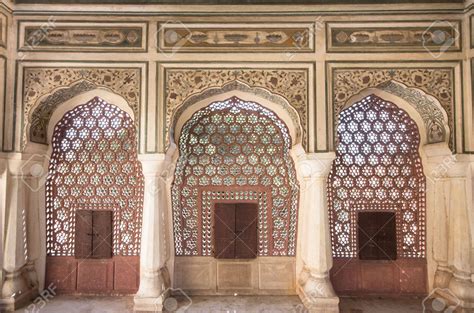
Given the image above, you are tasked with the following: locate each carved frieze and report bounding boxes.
[158,23,314,53]
[330,67,454,150]
[19,22,146,52]
[24,67,141,147]
[327,21,461,53]
[165,67,308,149]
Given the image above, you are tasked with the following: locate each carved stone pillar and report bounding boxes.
[426,149,474,311]
[443,156,474,311]
[425,144,453,290]
[0,158,38,311]
[134,155,171,312]
[297,153,339,313]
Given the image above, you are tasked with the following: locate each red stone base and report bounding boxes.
[330,258,427,296]
[46,256,139,295]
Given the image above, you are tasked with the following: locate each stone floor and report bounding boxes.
[15,295,429,313]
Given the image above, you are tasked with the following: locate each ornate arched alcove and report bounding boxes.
[21,89,144,295]
[328,84,451,297]
[165,83,306,296]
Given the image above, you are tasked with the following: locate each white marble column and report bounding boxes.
[444,156,474,310]
[425,147,474,311]
[425,144,453,290]
[134,154,171,312]
[296,153,339,313]
[0,157,38,311]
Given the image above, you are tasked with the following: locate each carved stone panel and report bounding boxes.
[164,67,309,149]
[327,21,461,53]
[330,66,455,150]
[19,22,147,52]
[24,66,141,147]
[157,23,314,53]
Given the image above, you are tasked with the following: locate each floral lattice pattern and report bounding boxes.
[46,97,144,256]
[172,97,299,256]
[328,95,426,258]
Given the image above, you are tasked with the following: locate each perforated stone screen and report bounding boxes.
[328,95,426,258]
[172,97,299,256]
[46,97,144,257]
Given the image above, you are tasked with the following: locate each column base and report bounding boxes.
[297,269,339,313]
[297,286,339,313]
[133,267,170,312]
[133,293,168,313]
[427,274,474,313]
[0,268,38,312]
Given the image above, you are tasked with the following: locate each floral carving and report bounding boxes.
[332,68,454,150]
[165,68,308,149]
[24,67,141,147]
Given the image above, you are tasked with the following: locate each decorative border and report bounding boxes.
[157,22,314,53]
[161,63,312,152]
[327,20,462,53]
[326,62,457,152]
[377,81,448,145]
[18,21,148,53]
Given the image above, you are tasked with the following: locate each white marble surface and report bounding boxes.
[14,295,427,313]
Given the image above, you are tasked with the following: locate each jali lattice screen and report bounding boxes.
[172,97,299,256]
[46,97,144,256]
[328,95,426,258]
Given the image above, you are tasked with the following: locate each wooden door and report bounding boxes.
[214,203,236,259]
[75,210,113,259]
[235,204,258,259]
[358,211,397,260]
[213,203,258,259]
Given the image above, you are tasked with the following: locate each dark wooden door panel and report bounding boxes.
[214,203,236,259]
[358,211,396,260]
[75,210,93,259]
[235,203,258,259]
[92,211,113,259]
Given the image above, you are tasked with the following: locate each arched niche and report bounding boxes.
[335,85,452,292]
[23,88,137,291]
[163,82,306,295]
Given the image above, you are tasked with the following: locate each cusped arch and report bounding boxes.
[171,96,300,257]
[169,80,304,150]
[343,80,450,147]
[26,80,135,147]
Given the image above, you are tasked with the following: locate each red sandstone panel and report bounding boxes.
[114,256,140,293]
[399,259,427,294]
[77,260,114,293]
[45,256,77,293]
[330,259,359,292]
[360,261,397,293]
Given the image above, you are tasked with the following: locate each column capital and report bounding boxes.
[138,153,168,176]
[298,152,336,179]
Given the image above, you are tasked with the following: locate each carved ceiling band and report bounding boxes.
[376,81,449,145]
[332,68,454,150]
[24,67,141,148]
[170,80,303,147]
[165,68,308,151]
